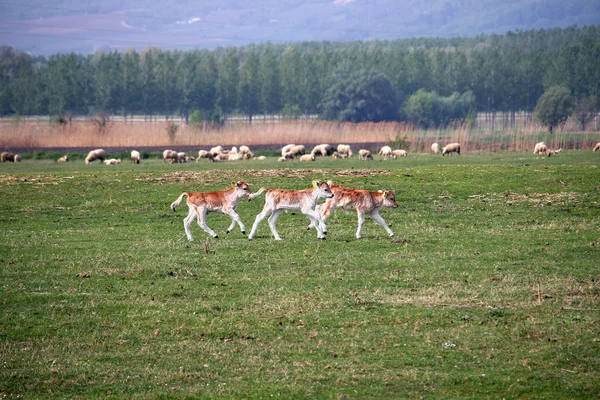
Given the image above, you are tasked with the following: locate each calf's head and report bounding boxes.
[313,181,334,199]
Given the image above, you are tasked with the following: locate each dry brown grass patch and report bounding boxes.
[139,169,390,184]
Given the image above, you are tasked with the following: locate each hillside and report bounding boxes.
[1,0,599,55]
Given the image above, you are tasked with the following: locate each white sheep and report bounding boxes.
[197,150,214,162]
[104,158,121,165]
[533,142,547,155]
[300,154,315,161]
[442,143,461,156]
[289,145,306,157]
[254,156,267,161]
[281,144,295,156]
[239,145,252,155]
[57,155,69,163]
[85,149,106,165]
[337,144,353,158]
[358,149,373,160]
[392,149,407,159]
[163,149,179,163]
[311,144,333,157]
[379,145,392,160]
[431,143,440,154]
[209,146,224,157]
[593,142,600,152]
[130,150,141,164]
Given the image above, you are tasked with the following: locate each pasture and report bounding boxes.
[1,152,599,398]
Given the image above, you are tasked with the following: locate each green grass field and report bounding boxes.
[1,152,599,398]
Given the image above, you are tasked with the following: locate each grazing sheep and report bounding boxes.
[331,151,345,159]
[197,150,214,162]
[163,149,179,163]
[358,149,373,160]
[282,151,295,160]
[57,155,69,163]
[277,156,287,162]
[230,146,238,154]
[239,145,252,155]
[431,143,440,154]
[281,144,295,156]
[533,142,547,155]
[85,149,106,165]
[534,142,551,156]
[593,142,600,152]
[392,149,407,159]
[311,144,333,157]
[2,152,21,162]
[209,146,224,157]
[379,146,392,160]
[300,154,315,162]
[104,158,121,165]
[228,153,244,161]
[214,153,229,162]
[289,145,306,157]
[337,144,353,158]
[547,148,562,157]
[255,155,267,161]
[442,143,461,156]
[130,150,141,164]
[176,152,189,163]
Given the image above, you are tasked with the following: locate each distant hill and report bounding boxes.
[1,0,599,55]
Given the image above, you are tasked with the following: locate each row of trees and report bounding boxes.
[0,25,599,128]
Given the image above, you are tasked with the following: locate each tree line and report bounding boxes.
[0,25,598,129]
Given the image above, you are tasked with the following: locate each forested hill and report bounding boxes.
[1,0,599,55]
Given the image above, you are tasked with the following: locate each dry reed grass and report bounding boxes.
[1,118,598,152]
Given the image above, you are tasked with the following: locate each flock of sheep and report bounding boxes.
[2,141,598,165]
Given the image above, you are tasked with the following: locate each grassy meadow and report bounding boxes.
[1,151,599,398]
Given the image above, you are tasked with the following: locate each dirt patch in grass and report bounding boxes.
[468,191,578,207]
[139,169,391,184]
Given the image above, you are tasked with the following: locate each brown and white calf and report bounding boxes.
[170,181,252,240]
[309,182,398,239]
[247,181,334,240]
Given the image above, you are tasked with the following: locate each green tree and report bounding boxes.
[141,49,158,119]
[573,96,595,131]
[239,49,262,123]
[534,86,573,132]
[155,51,180,119]
[217,48,240,119]
[196,52,218,127]
[259,45,282,117]
[121,50,142,121]
[281,46,302,113]
[320,66,399,123]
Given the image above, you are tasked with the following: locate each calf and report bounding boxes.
[170,181,252,240]
[247,181,334,241]
[309,182,398,239]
